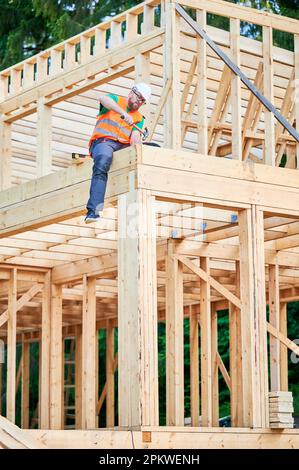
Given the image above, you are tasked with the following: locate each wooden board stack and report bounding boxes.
[269,391,294,429]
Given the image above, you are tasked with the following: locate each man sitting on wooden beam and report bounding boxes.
[84,83,151,223]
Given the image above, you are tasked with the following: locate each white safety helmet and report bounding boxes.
[132,83,151,103]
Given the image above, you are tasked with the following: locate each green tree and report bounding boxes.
[32,0,142,42]
[0,0,49,69]
[0,0,142,70]
[1,1,298,70]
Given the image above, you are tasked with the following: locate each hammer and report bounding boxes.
[121,115,149,141]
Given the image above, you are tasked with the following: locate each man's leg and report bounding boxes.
[86,140,128,221]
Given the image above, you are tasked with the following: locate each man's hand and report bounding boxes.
[130,130,142,146]
[121,112,133,126]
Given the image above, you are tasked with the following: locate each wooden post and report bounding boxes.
[160,0,166,27]
[7,268,17,423]
[142,4,155,34]
[135,52,151,123]
[0,330,5,414]
[81,275,97,429]
[50,49,61,76]
[229,261,243,427]
[106,320,115,427]
[252,206,269,427]
[36,98,52,177]
[75,324,83,429]
[21,336,30,428]
[118,187,159,427]
[200,257,212,427]
[165,240,184,426]
[94,27,106,55]
[189,305,199,426]
[23,62,34,89]
[64,43,76,70]
[211,304,219,426]
[0,73,9,101]
[40,272,51,428]
[110,21,122,48]
[135,53,150,84]
[95,330,99,429]
[238,209,258,427]
[269,264,280,391]
[294,35,299,169]
[279,302,288,391]
[50,284,63,429]
[36,56,48,82]
[80,35,91,64]
[61,338,65,428]
[0,121,12,190]
[196,9,208,155]
[10,68,21,94]
[0,363,2,415]
[230,18,242,160]
[164,1,181,148]
[126,13,138,43]
[38,338,41,428]
[263,26,275,166]
[239,207,268,427]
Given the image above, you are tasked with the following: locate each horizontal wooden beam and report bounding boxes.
[29,240,299,287]
[176,238,299,268]
[138,147,299,212]
[27,426,299,449]
[1,146,138,211]
[0,268,46,282]
[52,253,117,285]
[1,31,164,121]
[52,244,168,285]
[179,0,299,34]
[138,147,299,191]
[44,65,135,108]
[0,147,137,238]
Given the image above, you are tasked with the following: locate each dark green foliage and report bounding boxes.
[98,329,107,427]
[0,0,143,70]
[1,0,298,70]
[287,303,299,414]
[217,310,231,418]
[29,342,39,428]
[279,154,287,167]
[0,0,49,69]
[158,322,167,425]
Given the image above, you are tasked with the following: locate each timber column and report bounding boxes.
[118,173,159,427]
[163,0,181,149]
[238,207,269,428]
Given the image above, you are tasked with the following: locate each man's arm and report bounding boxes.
[130,116,145,145]
[98,95,133,125]
[130,129,142,145]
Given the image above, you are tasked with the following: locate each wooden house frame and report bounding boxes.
[0,0,299,449]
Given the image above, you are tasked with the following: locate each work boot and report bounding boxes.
[84,211,100,224]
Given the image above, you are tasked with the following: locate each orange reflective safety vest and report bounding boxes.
[89,96,143,147]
